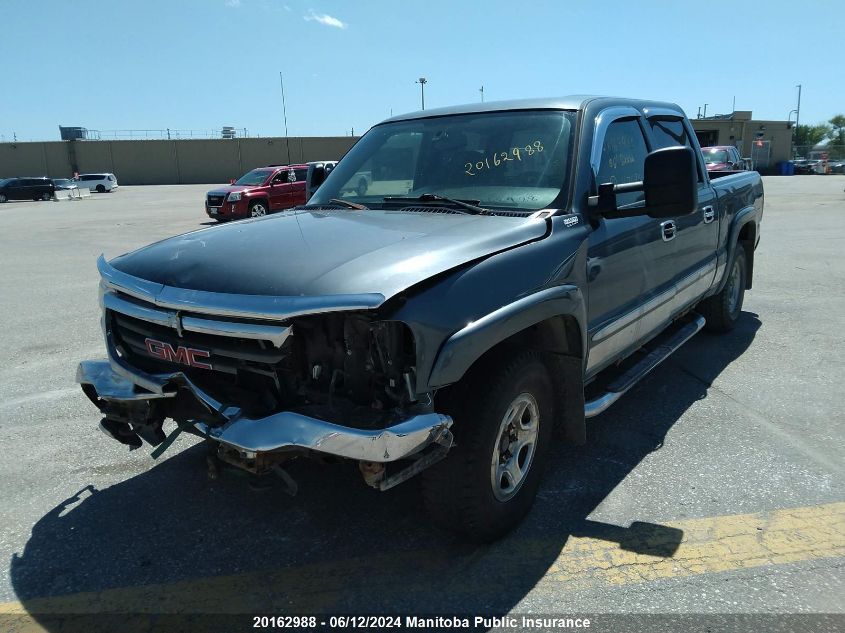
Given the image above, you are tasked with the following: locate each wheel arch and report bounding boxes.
[719,206,757,292]
[428,285,587,445]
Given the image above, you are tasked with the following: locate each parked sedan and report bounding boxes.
[0,177,55,202]
[52,178,80,191]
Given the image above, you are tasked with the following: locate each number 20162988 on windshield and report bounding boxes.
[464,140,545,176]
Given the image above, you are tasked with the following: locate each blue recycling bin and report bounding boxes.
[786,161,795,176]
[777,161,789,175]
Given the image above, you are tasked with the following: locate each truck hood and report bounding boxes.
[109,209,549,301]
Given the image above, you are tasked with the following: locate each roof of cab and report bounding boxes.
[378,95,686,125]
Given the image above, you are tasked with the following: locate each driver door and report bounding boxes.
[585,113,676,377]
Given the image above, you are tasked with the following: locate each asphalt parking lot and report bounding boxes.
[0,177,843,630]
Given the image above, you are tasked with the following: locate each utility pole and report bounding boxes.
[479,85,484,103]
[795,84,802,129]
[703,103,708,119]
[279,72,292,165]
[732,95,736,113]
[697,107,701,119]
[416,77,427,110]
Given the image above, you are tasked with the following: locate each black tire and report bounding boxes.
[421,350,554,542]
[96,184,106,193]
[248,200,268,217]
[41,192,52,201]
[699,245,747,333]
[0,194,6,203]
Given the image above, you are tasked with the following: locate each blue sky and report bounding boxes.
[1,0,841,141]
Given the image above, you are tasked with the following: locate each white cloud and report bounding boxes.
[304,11,347,29]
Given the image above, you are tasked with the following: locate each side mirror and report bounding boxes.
[643,146,698,218]
[589,146,698,219]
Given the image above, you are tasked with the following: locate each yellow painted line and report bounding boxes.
[0,501,842,617]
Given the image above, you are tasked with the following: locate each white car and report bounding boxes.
[74,173,118,193]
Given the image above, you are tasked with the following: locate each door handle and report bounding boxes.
[703,206,715,224]
[660,220,676,242]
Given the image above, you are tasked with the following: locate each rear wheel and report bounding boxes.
[421,350,554,542]
[699,245,747,333]
[96,185,106,193]
[0,194,6,203]
[249,200,268,217]
[41,192,52,201]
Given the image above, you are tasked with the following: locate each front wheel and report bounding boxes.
[248,200,268,217]
[0,194,6,203]
[699,245,747,333]
[41,192,52,201]
[421,350,554,542]
[96,185,106,193]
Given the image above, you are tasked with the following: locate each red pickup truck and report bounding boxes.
[205,164,308,220]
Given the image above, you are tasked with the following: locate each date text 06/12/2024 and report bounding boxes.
[252,615,592,629]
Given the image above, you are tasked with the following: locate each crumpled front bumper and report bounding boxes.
[76,359,452,463]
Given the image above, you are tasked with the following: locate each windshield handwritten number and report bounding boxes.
[463,140,543,176]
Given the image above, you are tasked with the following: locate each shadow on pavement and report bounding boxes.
[10,313,761,626]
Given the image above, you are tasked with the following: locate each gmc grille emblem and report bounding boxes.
[144,338,212,370]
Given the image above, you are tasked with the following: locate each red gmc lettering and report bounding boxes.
[144,338,212,370]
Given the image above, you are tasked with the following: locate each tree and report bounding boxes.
[828,115,845,158]
[793,123,831,150]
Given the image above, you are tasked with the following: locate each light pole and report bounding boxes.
[415,77,427,110]
[795,84,802,129]
[479,85,484,103]
[703,103,708,118]
[279,72,292,165]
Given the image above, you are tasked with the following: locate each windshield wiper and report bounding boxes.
[328,198,369,210]
[383,193,491,215]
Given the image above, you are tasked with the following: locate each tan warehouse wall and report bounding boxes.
[691,118,793,171]
[0,137,359,185]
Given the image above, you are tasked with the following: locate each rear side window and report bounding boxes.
[648,118,690,149]
[82,175,97,181]
[649,117,703,182]
[596,118,648,207]
[294,168,307,182]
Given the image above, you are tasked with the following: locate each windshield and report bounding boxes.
[310,110,576,211]
[702,149,729,163]
[53,179,72,185]
[234,169,272,186]
[0,179,10,186]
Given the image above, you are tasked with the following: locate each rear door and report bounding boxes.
[645,114,719,309]
[586,110,677,376]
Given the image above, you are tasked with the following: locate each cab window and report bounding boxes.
[596,118,648,208]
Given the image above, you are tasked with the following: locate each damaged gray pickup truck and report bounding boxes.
[77,96,763,541]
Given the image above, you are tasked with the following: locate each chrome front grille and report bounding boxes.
[207,194,226,207]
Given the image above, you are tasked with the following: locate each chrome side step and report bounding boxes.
[584,314,706,418]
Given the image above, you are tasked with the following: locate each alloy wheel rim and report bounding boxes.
[251,205,266,217]
[490,392,539,502]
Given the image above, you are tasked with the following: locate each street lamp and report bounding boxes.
[415,77,427,110]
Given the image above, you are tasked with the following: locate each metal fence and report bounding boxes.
[85,128,251,140]
[793,145,845,160]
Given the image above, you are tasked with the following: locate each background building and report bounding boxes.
[691,111,793,173]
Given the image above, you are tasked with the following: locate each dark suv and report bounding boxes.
[0,177,55,203]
